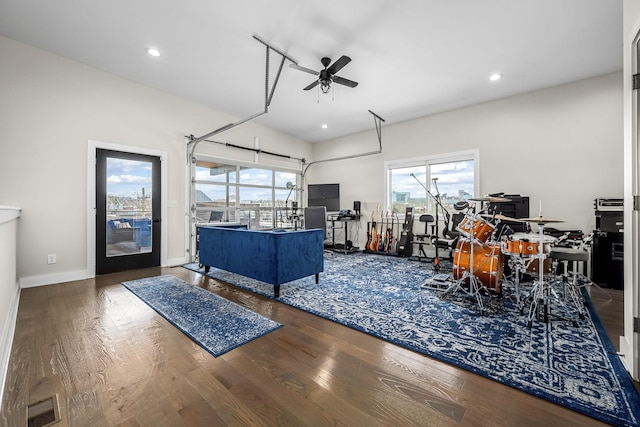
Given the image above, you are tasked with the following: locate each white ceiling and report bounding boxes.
[0,0,622,143]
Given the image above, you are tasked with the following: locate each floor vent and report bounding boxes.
[26,394,61,427]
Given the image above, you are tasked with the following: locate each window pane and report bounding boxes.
[196,162,236,183]
[239,167,273,185]
[275,170,297,188]
[239,187,273,207]
[195,183,235,222]
[238,208,273,230]
[390,165,427,216]
[430,160,474,213]
[106,157,153,256]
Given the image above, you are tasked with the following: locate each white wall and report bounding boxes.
[0,207,21,409]
[0,35,312,285]
[311,72,623,244]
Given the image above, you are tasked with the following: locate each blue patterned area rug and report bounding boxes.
[122,275,282,357]
[184,252,640,426]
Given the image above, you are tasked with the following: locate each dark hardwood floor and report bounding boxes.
[0,266,636,426]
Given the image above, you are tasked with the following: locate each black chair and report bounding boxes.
[209,211,224,222]
[412,214,435,261]
[436,202,468,259]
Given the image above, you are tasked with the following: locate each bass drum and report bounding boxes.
[453,239,504,292]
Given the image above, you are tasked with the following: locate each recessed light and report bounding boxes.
[321,124,328,129]
[146,48,161,57]
[489,73,502,81]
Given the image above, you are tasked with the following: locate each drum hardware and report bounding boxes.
[410,173,450,269]
[492,214,524,223]
[520,212,585,327]
[444,207,501,313]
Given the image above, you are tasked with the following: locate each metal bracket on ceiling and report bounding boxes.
[302,109,385,177]
[186,34,297,162]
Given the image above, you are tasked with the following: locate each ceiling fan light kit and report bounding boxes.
[290,55,358,94]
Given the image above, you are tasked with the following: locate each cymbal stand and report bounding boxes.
[443,209,487,313]
[526,222,578,327]
[506,253,527,313]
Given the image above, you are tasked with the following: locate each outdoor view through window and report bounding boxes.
[106,157,153,257]
[390,159,474,218]
[194,160,299,229]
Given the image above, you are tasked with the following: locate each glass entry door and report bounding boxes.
[96,149,161,274]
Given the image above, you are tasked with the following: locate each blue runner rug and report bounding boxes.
[185,252,640,426]
[122,275,282,357]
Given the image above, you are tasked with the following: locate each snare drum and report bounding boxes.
[501,233,555,258]
[457,215,495,244]
[453,239,504,292]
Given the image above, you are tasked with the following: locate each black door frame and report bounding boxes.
[95,149,161,274]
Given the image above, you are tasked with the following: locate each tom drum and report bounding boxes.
[501,233,556,258]
[456,215,495,244]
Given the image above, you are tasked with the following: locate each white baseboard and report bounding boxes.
[618,335,637,380]
[19,269,91,288]
[166,257,189,267]
[0,280,20,412]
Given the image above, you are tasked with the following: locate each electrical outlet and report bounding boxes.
[47,254,56,264]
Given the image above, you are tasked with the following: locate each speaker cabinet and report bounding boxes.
[591,231,623,290]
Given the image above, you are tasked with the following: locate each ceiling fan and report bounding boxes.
[290,56,358,93]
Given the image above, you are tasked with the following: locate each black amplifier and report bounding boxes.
[488,195,530,233]
[595,211,623,233]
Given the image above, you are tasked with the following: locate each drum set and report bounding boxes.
[433,196,589,326]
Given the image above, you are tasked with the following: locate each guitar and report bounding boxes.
[366,210,375,251]
[374,207,382,251]
[391,210,399,253]
[367,204,379,251]
[397,207,414,257]
[385,211,393,252]
[380,210,387,251]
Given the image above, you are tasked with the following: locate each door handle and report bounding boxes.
[153,218,160,223]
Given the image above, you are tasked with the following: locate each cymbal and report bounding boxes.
[493,214,524,222]
[479,213,522,222]
[469,196,512,203]
[522,215,565,224]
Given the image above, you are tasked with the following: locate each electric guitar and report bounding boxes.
[374,207,382,251]
[366,211,374,250]
[367,204,379,251]
[380,210,387,251]
[397,207,414,257]
[391,210,399,253]
[385,211,393,252]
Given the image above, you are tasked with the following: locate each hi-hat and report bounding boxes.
[469,196,512,203]
[522,215,565,224]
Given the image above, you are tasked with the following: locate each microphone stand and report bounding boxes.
[410,173,450,269]
[285,182,299,230]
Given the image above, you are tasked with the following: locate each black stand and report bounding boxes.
[410,174,450,268]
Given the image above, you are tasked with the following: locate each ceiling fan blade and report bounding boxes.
[289,63,319,76]
[327,55,351,75]
[332,76,358,88]
[303,80,320,91]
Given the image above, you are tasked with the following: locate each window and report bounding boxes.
[386,150,479,219]
[193,159,300,230]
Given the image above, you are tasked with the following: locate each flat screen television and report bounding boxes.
[308,183,340,212]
